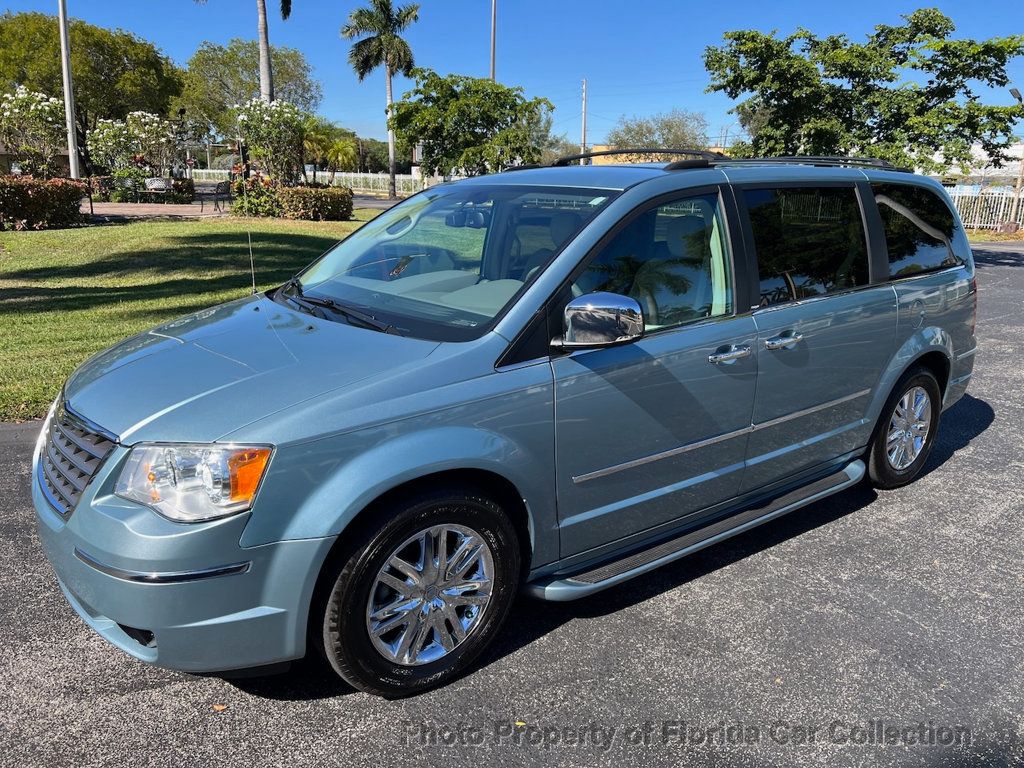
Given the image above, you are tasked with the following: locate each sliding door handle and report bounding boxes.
[764,332,804,350]
[708,345,751,364]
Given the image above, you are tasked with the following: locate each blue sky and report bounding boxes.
[4,0,1023,143]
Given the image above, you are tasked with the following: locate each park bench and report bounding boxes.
[143,177,173,202]
[198,180,232,213]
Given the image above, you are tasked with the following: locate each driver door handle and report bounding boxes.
[764,332,804,350]
[708,345,751,364]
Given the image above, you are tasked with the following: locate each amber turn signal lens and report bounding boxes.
[227,448,272,504]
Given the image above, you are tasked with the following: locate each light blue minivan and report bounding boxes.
[33,152,977,697]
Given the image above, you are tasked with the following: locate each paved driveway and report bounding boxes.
[1,244,1021,767]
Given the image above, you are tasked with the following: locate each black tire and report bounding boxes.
[313,485,521,698]
[867,366,942,489]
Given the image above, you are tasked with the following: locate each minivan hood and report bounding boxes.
[64,295,441,443]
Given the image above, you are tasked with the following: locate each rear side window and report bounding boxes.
[873,183,962,278]
[744,187,869,307]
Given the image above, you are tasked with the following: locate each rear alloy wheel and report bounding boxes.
[315,487,520,698]
[868,367,942,489]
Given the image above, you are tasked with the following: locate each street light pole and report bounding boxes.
[580,78,587,165]
[57,0,81,178]
[489,0,496,81]
[1009,88,1024,229]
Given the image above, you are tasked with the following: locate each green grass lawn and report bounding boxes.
[0,211,379,422]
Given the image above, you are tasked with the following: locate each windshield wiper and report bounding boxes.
[279,278,402,335]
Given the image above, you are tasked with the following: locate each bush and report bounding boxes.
[168,178,195,204]
[111,167,148,202]
[278,185,354,221]
[0,176,86,230]
[87,176,114,202]
[231,176,282,218]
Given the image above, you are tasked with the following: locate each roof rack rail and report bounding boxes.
[551,147,726,167]
[712,155,912,172]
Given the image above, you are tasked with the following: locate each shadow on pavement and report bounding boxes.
[971,245,1024,268]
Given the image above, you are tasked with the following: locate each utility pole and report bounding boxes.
[580,78,587,165]
[1009,88,1024,229]
[57,0,81,178]
[489,0,496,81]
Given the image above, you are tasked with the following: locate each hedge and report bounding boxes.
[231,177,283,218]
[278,185,354,221]
[0,176,86,230]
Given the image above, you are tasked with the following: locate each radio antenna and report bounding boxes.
[237,135,258,295]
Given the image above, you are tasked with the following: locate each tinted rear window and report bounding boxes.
[744,186,869,307]
[873,183,962,278]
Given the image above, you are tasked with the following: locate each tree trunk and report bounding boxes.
[386,66,396,199]
[256,0,274,101]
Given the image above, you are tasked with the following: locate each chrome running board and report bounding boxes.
[527,459,865,601]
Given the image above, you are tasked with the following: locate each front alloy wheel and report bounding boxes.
[366,524,494,666]
[314,486,520,698]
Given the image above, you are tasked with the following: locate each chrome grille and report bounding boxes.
[39,401,117,517]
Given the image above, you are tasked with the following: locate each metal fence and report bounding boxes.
[948,190,1023,230]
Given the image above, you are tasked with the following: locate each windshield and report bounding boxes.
[294,184,615,341]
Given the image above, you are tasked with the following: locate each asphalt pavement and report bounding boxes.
[1,243,1022,767]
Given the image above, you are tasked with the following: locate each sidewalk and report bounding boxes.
[82,200,228,221]
[81,195,395,222]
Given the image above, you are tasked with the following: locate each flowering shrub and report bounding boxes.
[0,86,66,178]
[235,98,304,183]
[87,119,134,171]
[230,176,282,218]
[87,112,178,174]
[278,185,353,221]
[0,176,85,230]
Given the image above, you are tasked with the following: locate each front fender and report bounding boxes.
[241,419,558,568]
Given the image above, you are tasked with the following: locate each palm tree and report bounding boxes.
[257,0,293,101]
[326,137,359,184]
[301,116,334,182]
[341,0,420,199]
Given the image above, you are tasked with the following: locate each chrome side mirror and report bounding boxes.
[555,292,644,349]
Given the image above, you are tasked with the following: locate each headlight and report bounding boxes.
[115,443,272,523]
[34,395,60,465]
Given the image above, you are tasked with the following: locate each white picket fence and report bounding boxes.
[948,190,1023,230]
[190,168,439,194]
[188,168,1021,228]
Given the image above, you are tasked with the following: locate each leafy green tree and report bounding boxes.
[173,39,322,139]
[703,8,1024,172]
[193,1,293,102]
[390,68,553,176]
[356,137,409,173]
[525,109,577,164]
[0,12,182,172]
[342,0,420,198]
[606,109,710,160]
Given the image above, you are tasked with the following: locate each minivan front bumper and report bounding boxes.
[32,445,335,673]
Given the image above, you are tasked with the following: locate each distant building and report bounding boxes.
[0,144,72,176]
